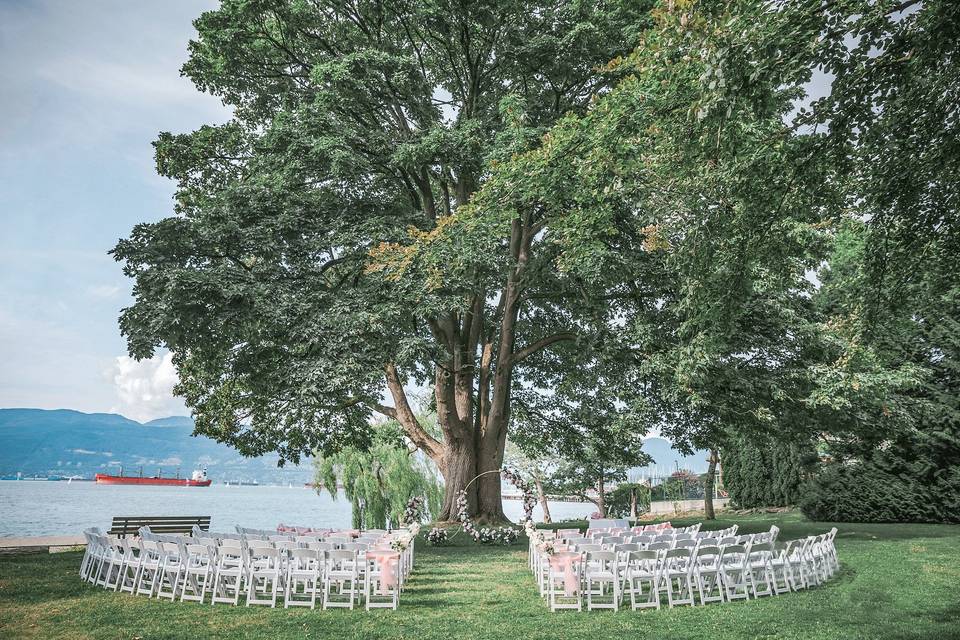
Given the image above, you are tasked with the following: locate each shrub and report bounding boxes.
[801,460,960,524]
[722,435,816,508]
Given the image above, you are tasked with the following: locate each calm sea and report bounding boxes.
[0,481,594,537]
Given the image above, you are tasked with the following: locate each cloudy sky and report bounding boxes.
[0,0,229,421]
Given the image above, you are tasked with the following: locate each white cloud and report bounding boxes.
[87,284,122,299]
[108,351,186,422]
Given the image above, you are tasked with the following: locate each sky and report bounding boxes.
[0,0,229,421]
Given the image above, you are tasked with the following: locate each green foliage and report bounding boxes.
[800,461,959,525]
[314,421,441,528]
[607,482,651,518]
[722,436,815,509]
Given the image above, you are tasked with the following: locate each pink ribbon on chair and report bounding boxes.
[549,552,582,597]
[367,550,401,596]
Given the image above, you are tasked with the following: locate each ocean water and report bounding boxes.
[0,481,594,537]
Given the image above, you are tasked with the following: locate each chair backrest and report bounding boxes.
[308,541,335,552]
[185,543,211,563]
[246,539,272,550]
[616,543,639,554]
[586,550,617,563]
[665,547,691,559]
[268,535,292,542]
[220,538,243,550]
[328,549,356,564]
[673,533,692,541]
[695,546,721,566]
[698,537,719,547]
[249,546,279,561]
[718,536,737,546]
[274,540,298,552]
[675,539,696,549]
[750,541,773,553]
[720,544,747,566]
[575,543,602,553]
[290,547,319,562]
[647,541,670,553]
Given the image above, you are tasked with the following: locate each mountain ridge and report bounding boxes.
[0,408,708,481]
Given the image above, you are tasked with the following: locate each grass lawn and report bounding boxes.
[1,512,959,640]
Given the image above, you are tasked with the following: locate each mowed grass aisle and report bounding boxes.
[2,513,959,640]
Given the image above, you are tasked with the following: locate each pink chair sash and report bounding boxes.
[367,550,401,595]
[549,552,582,596]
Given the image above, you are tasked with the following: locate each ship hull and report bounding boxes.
[94,474,212,487]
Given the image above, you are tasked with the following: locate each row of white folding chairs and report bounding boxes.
[563,526,760,549]
[535,527,780,578]
[539,529,838,612]
[82,534,411,610]
[529,525,745,573]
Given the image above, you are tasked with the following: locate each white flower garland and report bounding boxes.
[455,467,535,545]
[401,496,427,525]
[524,520,556,555]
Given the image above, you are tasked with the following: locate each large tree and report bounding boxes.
[113,0,653,521]
[472,1,835,519]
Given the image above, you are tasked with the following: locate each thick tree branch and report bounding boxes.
[383,363,445,461]
[512,332,578,365]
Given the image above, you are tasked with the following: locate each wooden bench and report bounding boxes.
[107,516,211,538]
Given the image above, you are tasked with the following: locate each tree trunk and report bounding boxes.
[704,448,719,520]
[436,439,477,521]
[596,470,606,518]
[534,474,552,524]
[629,487,637,519]
[475,419,508,523]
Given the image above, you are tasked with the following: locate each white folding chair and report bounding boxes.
[585,551,620,611]
[323,549,360,609]
[116,536,143,594]
[547,554,584,612]
[246,546,282,607]
[693,545,724,604]
[719,544,751,602]
[155,541,184,601]
[210,541,245,605]
[365,551,401,610]
[662,548,695,607]
[285,548,322,609]
[746,542,776,598]
[134,540,162,598]
[180,543,215,603]
[624,550,661,610]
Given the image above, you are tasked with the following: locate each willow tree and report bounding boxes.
[315,421,442,528]
[113,0,653,521]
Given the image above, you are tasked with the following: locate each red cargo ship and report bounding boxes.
[95,468,212,487]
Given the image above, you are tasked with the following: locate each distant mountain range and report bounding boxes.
[0,408,311,484]
[0,408,708,483]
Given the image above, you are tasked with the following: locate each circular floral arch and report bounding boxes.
[455,468,537,543]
